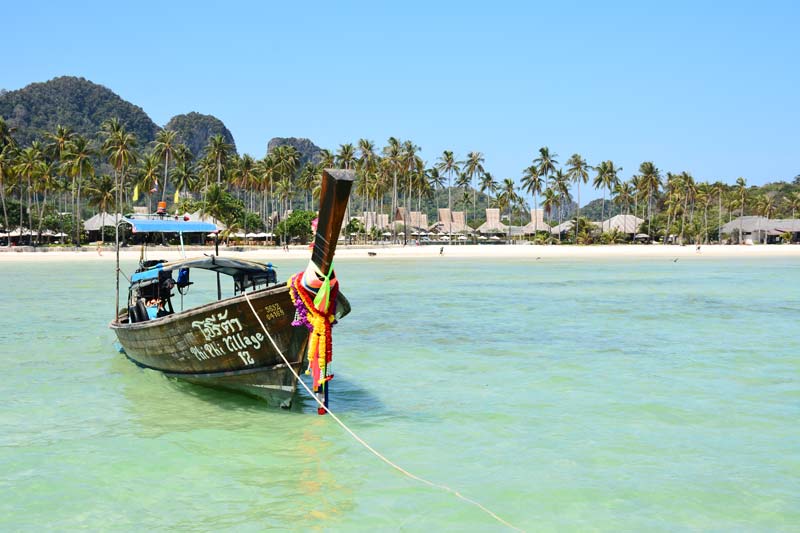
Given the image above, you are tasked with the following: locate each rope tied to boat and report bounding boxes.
[241,283,524,532]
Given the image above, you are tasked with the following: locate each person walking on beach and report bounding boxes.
[439,246,444,256]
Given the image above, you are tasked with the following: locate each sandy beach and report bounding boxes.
[2,243,799,263]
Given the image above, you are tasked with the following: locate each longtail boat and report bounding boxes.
[111,169,354,409]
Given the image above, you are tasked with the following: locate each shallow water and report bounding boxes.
[1,255,798,531]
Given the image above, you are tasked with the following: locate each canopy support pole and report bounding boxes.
[215,233,221,300]
[115,220,121,324]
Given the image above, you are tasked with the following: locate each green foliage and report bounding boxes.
[599,228,627,244]
[0,77,159,146]
[275,210,315,243]
[345,217,365,235]
[580,198,622,221]
[165,112,237,158]
[240,211,264,232]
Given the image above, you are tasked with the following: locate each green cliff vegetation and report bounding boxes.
[165,112,237,159]
[0,77,159,147]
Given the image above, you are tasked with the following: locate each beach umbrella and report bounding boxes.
[245,232,258,238]
[382,232,392,236]
[490,235,500,240]
[441,235,450,241]
[478,235,488,240]
[457,235,468,240]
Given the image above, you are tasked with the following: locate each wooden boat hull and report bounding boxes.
[111,284,348,407]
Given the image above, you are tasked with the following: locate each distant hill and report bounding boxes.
[580,197,622,221]
[164,112,237,159]
[0,76,159,146]
[267,137,323,168]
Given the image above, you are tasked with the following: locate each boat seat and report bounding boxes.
[130,298,150,323]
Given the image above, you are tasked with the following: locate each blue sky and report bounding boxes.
[3,0,798,204]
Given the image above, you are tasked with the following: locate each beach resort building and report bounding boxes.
[598,214,645,237]
[394,208,429,234]
[476,208,508,236]
[429,208,472,235]
[362,211,390,232]
[521,209,546,235]
[721,216,800,244]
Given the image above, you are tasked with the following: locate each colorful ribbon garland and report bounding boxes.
[288,265,338,398]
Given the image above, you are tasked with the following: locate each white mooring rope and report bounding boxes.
[242,290,523,532]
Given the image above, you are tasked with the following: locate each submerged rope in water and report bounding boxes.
[242,290,524,532]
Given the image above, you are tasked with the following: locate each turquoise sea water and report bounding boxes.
[1,255,799,531]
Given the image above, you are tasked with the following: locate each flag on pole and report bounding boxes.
[132,185,139,201]
[174,188,180,204]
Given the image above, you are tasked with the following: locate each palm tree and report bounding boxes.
[427,167,445,213]
[205,134,232,186]
[678,172,696,244]
[84,175,116,245]
[630,175,644,219]
[336,143,356,170]
[735,177,747,243]
[613,181,634,217]
[552,169,572,240]
[435,150,461,236]
[356,138,378,216]
[520,164,544,236]
[101,120,137,245]
[318,149,335,170]
[480,172,498,207]
[566,153,590,242]
[695,182,712,244]
[533,147,558,181]
[171,155,197,207]
[755,194,776,244]
[153,129,178,202]
[463,151,485,223]
[35,161,58,243]
[497,178,518,240]
[272,145,300,185]
[61,136,94,246]
[787,191,800,220]
[0,144,16,243]
[136,152,162,212]
[45,125,75,161]
[638,161,661,239]
[541,187,558,238]
[713,181,726,243]
[14,145,44,244]
[203,183,226,222]
[592,160,621,228]
[298,162,318,210]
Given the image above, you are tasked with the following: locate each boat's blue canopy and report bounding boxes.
[122,218,217,233]
[130,256,274,283]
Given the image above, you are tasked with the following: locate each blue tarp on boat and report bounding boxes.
[122,218,217,233]
[131,264,163,282]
